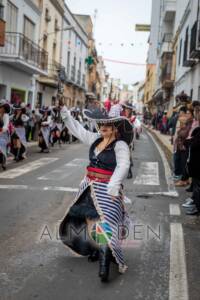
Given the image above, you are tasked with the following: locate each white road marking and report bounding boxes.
[169,223,188,300]
[169,204,181,216]
[133,162,160,185]
[146,191,179,197]
[0,184,78,193]
[146,131,179,197]
[38,158,88,180]
[0,184,29,190]
[0,158,59,179]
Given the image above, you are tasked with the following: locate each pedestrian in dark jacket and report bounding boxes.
[185,126,200,215]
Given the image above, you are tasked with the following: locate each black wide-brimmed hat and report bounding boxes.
[83,109,133,145]
[0,99,11,114]
[122,102,136,110]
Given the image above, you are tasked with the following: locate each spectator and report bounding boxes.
[29,110,37,141]
[173,106,188,181]
[168,107,179,144]
[161,112,168,134]
[175,108,193,187]
[185,125,200,215]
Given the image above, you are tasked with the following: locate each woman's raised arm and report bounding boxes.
[60,106,100,146]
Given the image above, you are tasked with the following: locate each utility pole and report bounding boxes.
[93,9,98,37]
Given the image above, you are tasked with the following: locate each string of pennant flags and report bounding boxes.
[97,42,146,47]
[65,40,146,47]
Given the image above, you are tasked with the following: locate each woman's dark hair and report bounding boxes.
[21,108,26,114]
[179,106,187,113]
[0,119,4,128]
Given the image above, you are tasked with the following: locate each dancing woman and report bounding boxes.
[38,107,52,153]
[59,105,133,282]
[0,100,10,170]
[11,104,29,162]
[50,107,62,146]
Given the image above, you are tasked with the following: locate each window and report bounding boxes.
[24,16,35,41]
[198,86,200,101]
[178,39,182,66]
[190,89,193,101]
[6,1,18,32]
[183,27,189,65]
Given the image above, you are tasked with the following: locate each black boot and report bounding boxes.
[88,249,99,262]
[127,167,133,179]
[99,245,112,282]
[2,155,6,171]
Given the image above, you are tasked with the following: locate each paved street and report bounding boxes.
[0,130,200,300]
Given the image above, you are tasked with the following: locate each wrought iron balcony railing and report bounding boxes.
[160,53,174,88]
[0,32,48,72]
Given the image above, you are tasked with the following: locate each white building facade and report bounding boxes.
[0,0,48,107]
[61,4,88,108]
[174,0,200,101]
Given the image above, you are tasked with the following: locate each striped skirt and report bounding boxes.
[59,176,130,273]
[0,131,10,158]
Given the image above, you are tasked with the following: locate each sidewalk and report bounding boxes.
[144,126,173,168]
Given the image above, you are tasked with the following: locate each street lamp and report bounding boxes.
[39,25,74,42]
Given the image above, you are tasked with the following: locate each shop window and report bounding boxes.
[11,88,26,104]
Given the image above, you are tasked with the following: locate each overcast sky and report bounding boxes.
[66,0,152,85]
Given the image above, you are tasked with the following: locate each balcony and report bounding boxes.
[38,59,65,87]
[163,0,176,22]
[49,59,65,79]
[160,53,174,88]
[160,33,173,55]
[190,20,200,59]
[0,32,48,75]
